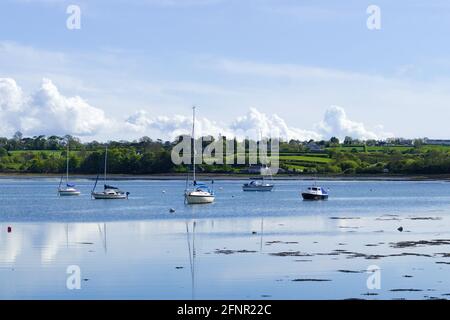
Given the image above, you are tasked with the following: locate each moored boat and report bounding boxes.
[301,186,328,200]
[242,178,274,191]
[92,184,128,199]
[58,183,81,196]
[184,106,215,205]
[91,146,129,200]
[58,142,80,196]
[185,183,215,204]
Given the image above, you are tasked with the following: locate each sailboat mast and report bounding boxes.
[66,142,69,183]
[192,106,196,183]
[104,146,108,185]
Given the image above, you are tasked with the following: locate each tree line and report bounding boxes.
[1,132,450,175]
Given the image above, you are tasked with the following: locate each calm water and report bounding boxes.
[1,179,450,299]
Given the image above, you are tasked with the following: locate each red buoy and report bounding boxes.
[7,226,11,233]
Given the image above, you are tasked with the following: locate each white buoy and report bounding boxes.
[162,190,166,193]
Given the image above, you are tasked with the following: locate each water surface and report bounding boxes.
[1,179,450,299]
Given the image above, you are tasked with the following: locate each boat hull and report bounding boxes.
[242,185,274,192]
[301,193,328,200]
[91,192,128,200]
[58,189,81,196]
[185,193,215,204]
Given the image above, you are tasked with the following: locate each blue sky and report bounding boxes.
[1,0,450,141]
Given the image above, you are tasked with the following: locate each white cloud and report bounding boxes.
[316,105,390,141]
[230,107,320,141]
[213,58,369,82]
[0,78,27,135]
[126,110,232,139]
[0,78,25,112]
[0,77,392,141]
[0,78,109,137]
[126,106,388,141]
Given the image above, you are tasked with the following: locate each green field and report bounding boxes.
[277,155,332,163]
[4,142,450,175]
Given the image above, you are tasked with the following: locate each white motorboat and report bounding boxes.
[242,178,274,191]
[184,106,215,205]
[91,146,129,200]
[301,185,328,200]
[58,142,80,196]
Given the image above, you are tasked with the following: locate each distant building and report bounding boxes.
[244,165,284,175]
[386,138,414,146]
[423,138,450,146]
[306,142,324,152]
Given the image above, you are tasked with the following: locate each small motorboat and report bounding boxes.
[301,186,328,200]
[242,178,274,192]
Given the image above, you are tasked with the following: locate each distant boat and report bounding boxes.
[91,146,129,200]
[58,142,80,196]
[242,176,274,192]
[184,106,215,204]
[243,132,274,192]
[301,185,328,200]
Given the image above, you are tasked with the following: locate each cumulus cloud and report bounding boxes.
[0,78,391,141]
[126,110,232,139]
[126,106,387,141]
[0,78,108,137]
[0,78,27,134]
[316,106,390,140]
[230,107,320,141]
[127,107,322,141]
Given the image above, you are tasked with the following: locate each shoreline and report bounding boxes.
[1,172,450,181]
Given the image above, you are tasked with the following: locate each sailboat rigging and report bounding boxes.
[91,146,129,199]
[58,141,80,196]
[184,106,215,204]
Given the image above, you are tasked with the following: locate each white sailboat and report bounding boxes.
[184,106,215,204]
[91,146,129,199]
[58,142,80,196]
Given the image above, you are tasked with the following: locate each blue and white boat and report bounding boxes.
[242,177,274,191]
